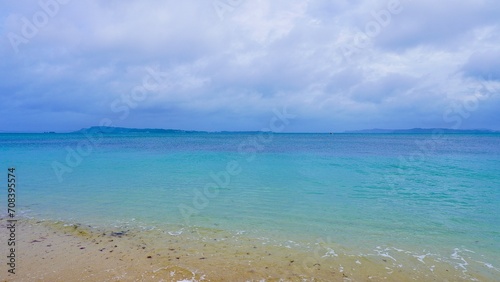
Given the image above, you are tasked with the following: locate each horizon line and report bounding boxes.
[0,126,499,134]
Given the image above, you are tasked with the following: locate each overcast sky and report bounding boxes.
[1,0,499,132]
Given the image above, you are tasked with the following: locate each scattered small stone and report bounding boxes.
[80,247,85,250]
[111,231,127,237]
[147,256,152,259]
[200,257,206,260]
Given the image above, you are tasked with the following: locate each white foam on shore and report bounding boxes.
[479,262,499,271]
[168,229,184,236]
[322,248,338,258]
[373,246,397,261]
[451,248,469,270]
[413,253,431,264]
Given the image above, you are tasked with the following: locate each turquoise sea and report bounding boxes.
[1,132,499,279]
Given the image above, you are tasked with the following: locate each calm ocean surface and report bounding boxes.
[1,132,499,277]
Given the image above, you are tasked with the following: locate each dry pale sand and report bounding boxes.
[0,217,490,282]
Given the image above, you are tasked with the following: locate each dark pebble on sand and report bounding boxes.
[111,231,125,236]
[147,256,152,258]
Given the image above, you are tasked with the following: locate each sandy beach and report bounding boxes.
[1,217,491,282]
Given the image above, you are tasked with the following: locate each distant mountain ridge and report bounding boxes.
[71,126,264,134]
[72,126,199,134]
[343,128,499,134]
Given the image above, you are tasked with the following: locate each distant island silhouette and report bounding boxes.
[343,128,499,134]
[72,126,264,134]
[65,126,500,134]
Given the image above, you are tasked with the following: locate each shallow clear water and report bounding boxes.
[1,132,499,277]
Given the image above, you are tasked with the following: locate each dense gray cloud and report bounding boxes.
[462,49,500,80]
[0,0,499,132]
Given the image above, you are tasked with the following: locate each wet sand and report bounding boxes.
[0,217,492,281]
